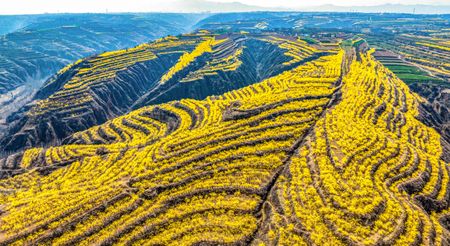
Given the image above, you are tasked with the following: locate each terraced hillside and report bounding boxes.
[196,13,450,151]
[0,13,201,95]
[373,35,449,79]
[0,40,449,244]
[256,51,450,245]
[368,33,450,161]
[0,32,324,152]
[0,13,204,135]
[0,49,343,244]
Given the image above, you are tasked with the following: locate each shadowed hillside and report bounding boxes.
[0,32,325,152]
[0,13,204,134]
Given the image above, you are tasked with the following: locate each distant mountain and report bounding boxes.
[149,1,450,15]
[298,4,450,15]
[0,16,38,35]
[159,1,450,14]
[165,0,283,13]
[1,1,448,15]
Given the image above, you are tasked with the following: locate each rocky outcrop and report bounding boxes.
[413,83,450,162]
[0,53,182,152]
[0,33,324,153]
[134,38,320,107]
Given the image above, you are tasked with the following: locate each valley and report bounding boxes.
[0,13,205,136]
[0,32,326,152]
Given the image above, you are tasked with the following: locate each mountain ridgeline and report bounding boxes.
[0,13,202,95]
[0,13,206,135]
[0,32,325,152]
[0,30,450,244]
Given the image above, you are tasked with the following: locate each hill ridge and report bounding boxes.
[0,32,323,153]
[0,50,344,244]
[0,37,449,244]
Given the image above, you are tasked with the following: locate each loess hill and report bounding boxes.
[0,32,322,152]
[195,12,450,159]
[0,13,203,136]
[369,33,450,161]
[0,32,449,245]
[0,13,201,95]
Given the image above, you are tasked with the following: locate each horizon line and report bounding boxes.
[1,10,450,16]
[1,2,450,16]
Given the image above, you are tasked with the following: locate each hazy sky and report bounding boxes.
[0,0,449,15]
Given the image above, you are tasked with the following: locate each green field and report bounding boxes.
[379,62,445,85]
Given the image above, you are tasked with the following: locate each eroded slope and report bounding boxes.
[0,51,343,245]
[0,33,323,152]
